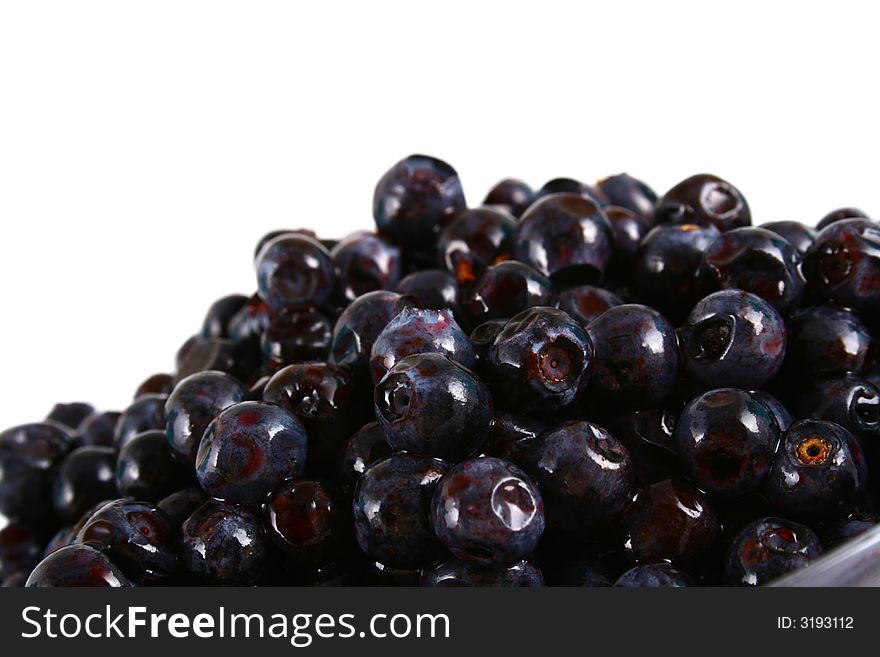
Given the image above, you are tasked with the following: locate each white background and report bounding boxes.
[0,0,878,427]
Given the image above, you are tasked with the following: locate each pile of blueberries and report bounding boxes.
[2,156,880,588]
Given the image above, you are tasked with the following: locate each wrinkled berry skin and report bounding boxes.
[77,499,178,580]
[803,218,880,311]
[47,402,94,432]
[195,401,308,504]
[370,307,475,384]
[431,457,544,565]
[656,173,751,232]
[698,228,807,316]
[587,304,679,411]
[329,290,421,378]
[157,486,208,528]
[260,308,333,370]
[335,421,392,491]
[421,559,544,586]
[764,420,866,521]
[461,260,554,328]
[0,522,43,582]
[614,562,694,587]
[396,270,461,316]
[483,179,535,218]
[596,173,658,223]
[761,221,817,256]
[352,454,450,570]
[375,353,493,462]
[0,422,72,519]
[634,223,721,322]
[331,231,402,302]
[674,389,781,496]
[181,500,269,586]
[817,207,871,231]
[793,376,880,439]
[165,371,247,465]
[26,544,133,587]
[677,290,786,390]
[518,421,633,533]
[201,293,250,339]
[556,285,622,328]
[514,193,613,284]
[724,517,822,586]
[115,394,167,449]
[373,155,466,251]
[77,411,121,448]
[53,446,118,522]
[438,207,517,284]
[487,307,593,412]
[255,233,336,311]
[116,431,191,502]
[785,306,873,380]
[621,478,720,563]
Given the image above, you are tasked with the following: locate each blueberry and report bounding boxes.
[596,173,658,223]
[535,178,607,204]
[614,562,695,587]
[819,511,880,549]
[486,306,593,412]
[116,431,192,502]
[461,260,555,327]
[469,318,509,366]
[331,231,402,302]
[656,173,751,231]
[793,376,879,440]
[352,454,450,570]
[761,221,817,256]
[421,558,544,586]
[817,207,871,231]
[430,457,543,565]
[335,421,392,491]
[0,422,72,519]
[621,478,720,563]
[165,371,247,465]
[157,486,208,528]
[556,285,622,328]
[518,421,633,533]
[587,304,679,410]
[26,544,133,587]
[195,401,308,504]
[201,293,250,339]
[437,207,517,284]
[260,308,334,370]
[0,521,43,582]
[674,389,781,496]
[396,269,461,316]
[174,337,253,383]
[134,373,174,399]
[181,499,270,586]
[752,391,794,432]
[254,228,322,261]
[53,446,118,522]
[724,517,822,586]
[606,206,652,271]
[256,233,336,311]
[115,393,167,449]
[76,411,121,448]
[46,402,94,432]
[677,290,786,390]
[370,307,474,384]
[226,293,272,346]
[483,178,535,218]
[784,305,873,380]
[481,410,549,463]
[602,407,681,486]
[374,353,492,461]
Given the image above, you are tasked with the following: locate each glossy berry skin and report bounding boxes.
[514,193,613,285]
[396,269,461,316]
[785,305,872,380]
[656,173,751,232]
[226,293,272,346]
[375,353,493,461]
[255,233,336,312]
[116,431,191,502]
[586,304,679,411]
[0,422,72,519]
[469,319,508,368]
[481,410,548,463]
[614,562,694,587]
[764,420,866,521]
[697,227,806,316]
[793,376,879,439]
[181,500,270,586]
[165,371,247,465]
[556,285,622,328]
[254,228,320,261]
[201,293,249,339]
[483,178,535,218]
[431,457,544,565]
[634,223,721,322]
[157,486,208,528]
[621,478,720,563]
[352,454,450,570]
[26,544,133,587]
[677,290,786,390]
[596,173,658,223]
[134,373,174,399]
[674,389,781,496]
[77,411,121,448]
[535,178,607,204]
[115,394,167,449]
[331,231,402,302]
[335,421,392,491]
[421,559,544,587]
[437,207,517,284]
[820,512,880,549]
[601,407,680,486]
[803,218,880,311]
[260,308,333,370]
[77,499,178,581]
[175,337,252,383]
[47,402,94,432]
[329,290,421,377]
[817,207,871,231]
[606,206,651,269]
[373,155,466,250]
[518,421,634,533]
[0,522,43,582]
[195,401,308,504]
[487,307,593,412]
[761,221,817,256]
[461,260,554,327]
[370,307,475,384]
[724,517,822,586]
[753,391,794,432]
[52,446,117,522]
